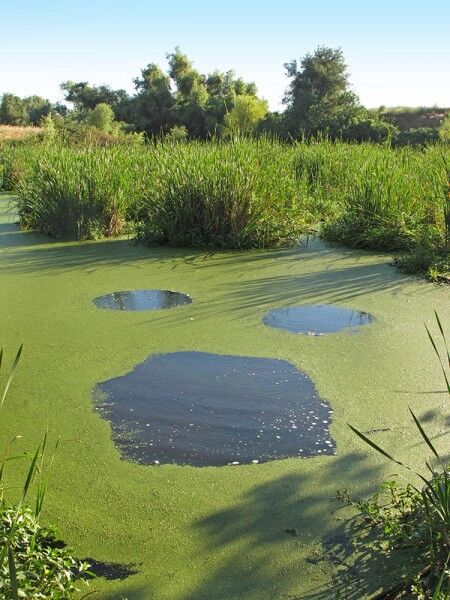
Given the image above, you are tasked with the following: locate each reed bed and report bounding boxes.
[2,139,449,269]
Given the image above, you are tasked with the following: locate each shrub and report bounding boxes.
[0,346,91,598]
[0,503,90,599]
[346,313,449,598]
[86,103,117,133]
[393,127,440,148]
[164,125,188,143]
[439,113,450,143]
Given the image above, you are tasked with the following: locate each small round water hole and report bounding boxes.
[94,352,335,467]
[263,304,374,335]
[93,289,192,311]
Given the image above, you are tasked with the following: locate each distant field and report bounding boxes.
[0,124,42,142]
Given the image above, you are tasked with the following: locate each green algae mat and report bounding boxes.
[1,195,448,599]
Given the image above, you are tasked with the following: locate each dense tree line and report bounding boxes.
[1,47,447,143]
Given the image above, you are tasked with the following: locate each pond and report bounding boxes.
[94,351,335,466]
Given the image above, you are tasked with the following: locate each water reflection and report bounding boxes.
[263,304,374,335]
[94,289,192,311]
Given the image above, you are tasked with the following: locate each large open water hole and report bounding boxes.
[94,352,335,467]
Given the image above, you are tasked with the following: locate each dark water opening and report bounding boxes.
[94,352,335,467]
[263,304,374,335]
[82,558,139,581]
[93,289,192,311]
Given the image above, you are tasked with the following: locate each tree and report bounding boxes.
[283,46,393,142]
[60,81,130,118]
[224,94,268,136]
[0,93,28,125]
[283,46,360,138]
[131,63,175,136]
[23,95,51,125]
[86,102,117,133]
[255,111,290,140]
[166,48,209,137]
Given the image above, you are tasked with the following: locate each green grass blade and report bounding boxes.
[348,424,406,467]
[8,547,19,600]
[434,310,449,367]
[20,444,41,506]
[0,344,23,409]
[432,552,449,600]
[409,408,440,460]
[425,324,450,394]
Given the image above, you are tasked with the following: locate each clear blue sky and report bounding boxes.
[1,0,449,110]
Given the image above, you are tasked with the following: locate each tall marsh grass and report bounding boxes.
[136,139,307,248]
[15,144,148,239]
[2,138,449,269]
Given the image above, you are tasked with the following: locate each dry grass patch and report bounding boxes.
[0,125,43,142]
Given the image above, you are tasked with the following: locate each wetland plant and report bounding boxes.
[3,137,449,275]
[0,346,91,598]
[135,138,308,248]
[347,313,449,598]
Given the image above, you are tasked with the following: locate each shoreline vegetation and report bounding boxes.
[1,137,448,281]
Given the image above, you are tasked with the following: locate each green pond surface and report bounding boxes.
[0,195,448,599]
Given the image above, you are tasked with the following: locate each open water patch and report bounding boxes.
[93,289,192,311]
[94,352,335,467]
[262,304,374,335]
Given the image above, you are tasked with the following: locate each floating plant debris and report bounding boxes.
[93,289,192,311]
[262,304,374,335]
[94,352,335,467]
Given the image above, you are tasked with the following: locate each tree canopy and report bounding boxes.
[0,46,406,143]
[283,46,392,141]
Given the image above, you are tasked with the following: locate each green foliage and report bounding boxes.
[0,139,42,191]
[439,113,450,143]
[393,127,440,148]
[164,125,188,142]
[393,246,449,281]
[4,52,446,145]
[105,47,264,139]
[282,47,395,142]
[0,94,29,126]
[85,103,117,133]
[255,112,290,140]
[320,145,448,264]
[131,63,175,136]
[0,94,52,126]
[5,138,450,265]
[0,347,91,598]
[340,109,396,142]
[15,143,146,239]
[60,80,130,116]
[223,94,268,137]
[393,162,449,280]
[0,503,90,599]
[136,139,308,248]
[347,313,450,598]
